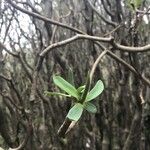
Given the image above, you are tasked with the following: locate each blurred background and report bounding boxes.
[0,0,150,149]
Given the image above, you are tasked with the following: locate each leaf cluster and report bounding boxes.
[45,74,104,121]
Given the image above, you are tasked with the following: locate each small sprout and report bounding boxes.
[45,74,104,121]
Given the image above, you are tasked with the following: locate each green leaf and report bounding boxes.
[86,80,104,102]
[67,103,83,121]
[80,74,91,103]
[77,85,85,93]
[53,75,79,99]
[44,91,71,97]
[84,102,97,113]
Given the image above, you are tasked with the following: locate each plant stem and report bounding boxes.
[90,50,108,82]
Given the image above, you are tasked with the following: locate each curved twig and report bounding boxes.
[40,34,150,57]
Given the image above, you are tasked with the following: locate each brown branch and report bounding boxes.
[101,0,114,18]
[111,38,150,52]
[103,24,123,37]
[6,0,85,34]
[40,34,111,57]
[87,0,117,27]
[107,51,150,86]
[3,8,15,43]
[18,54,32,82]
[39,34,150,88]
[90,50,108,81]
[95,42,150,87]
[40,34,150,58]
[0,41,19,57]
[5,0,150,77]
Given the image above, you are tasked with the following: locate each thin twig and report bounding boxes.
[40,34,150,57]
[90,50,108,81]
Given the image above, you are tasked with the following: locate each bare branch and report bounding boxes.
[87,0,117,27]
[90,50,108,81]
[40,34,150,58]
[0,42,18,57]
[40,34,111,57]
[6,0,85,34]
[111,39,150,52]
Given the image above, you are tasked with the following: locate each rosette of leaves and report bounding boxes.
[45,75,104,121]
